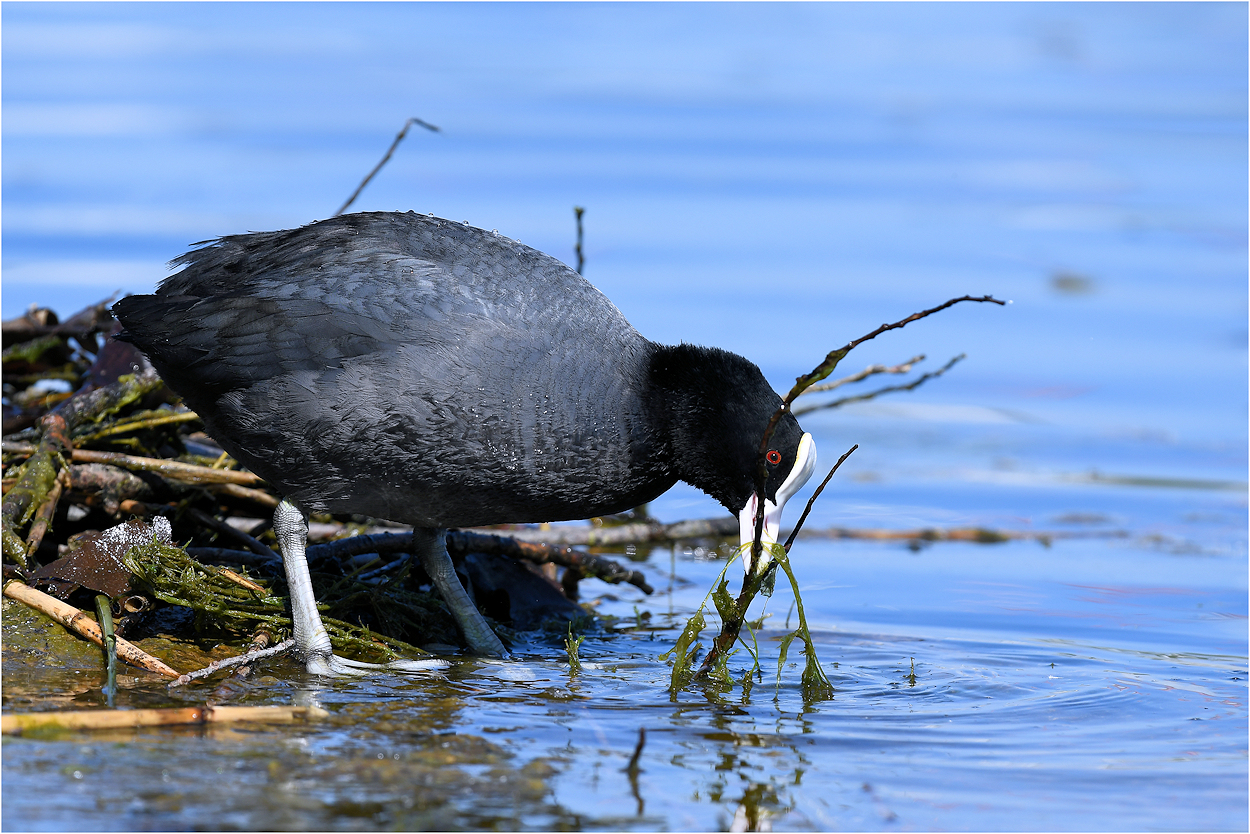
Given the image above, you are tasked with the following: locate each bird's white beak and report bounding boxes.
[737,432,817,575]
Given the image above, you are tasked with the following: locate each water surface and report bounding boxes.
[2,3,1246,830]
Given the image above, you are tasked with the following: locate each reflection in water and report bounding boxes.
[625,726,647,816]
[1,558,1246,830]
[728,782,785,832]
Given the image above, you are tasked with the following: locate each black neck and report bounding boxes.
[648,343,784,515]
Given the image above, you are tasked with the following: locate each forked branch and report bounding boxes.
[688,294,1005,688]
[749,295,1005,571]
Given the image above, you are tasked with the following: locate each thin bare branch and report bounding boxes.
[211,629,277,699]
[785,295,1005,404]
[574,206,586,274]
[792,353,966,417]
[335,117,440,216]
[696,296,1009,680]
[749,295,1005,573]
[796,526,1129,544]
[184,507,279,561]
[169,638,296,687]
[797,354,925,396]
[783,444,858,552]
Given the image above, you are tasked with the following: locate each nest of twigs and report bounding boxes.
[2,299,654,673]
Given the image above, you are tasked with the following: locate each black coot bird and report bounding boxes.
[114,211,816,674]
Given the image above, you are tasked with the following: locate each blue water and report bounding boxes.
[3,3,1246,830]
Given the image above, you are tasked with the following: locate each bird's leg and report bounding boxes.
[273,500,335,673]
[273,499,447,676]
[413,528,507,658]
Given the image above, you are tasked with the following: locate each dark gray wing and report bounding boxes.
[116,212,674,526]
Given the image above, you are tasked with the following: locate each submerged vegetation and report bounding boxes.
[661,295,1006,704]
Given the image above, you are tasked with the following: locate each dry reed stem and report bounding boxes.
[1,704,329,734]
[214,567,266,593]
[2,580,181,678]
[208,483,280,509]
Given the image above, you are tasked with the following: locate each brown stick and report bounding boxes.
[304,529,655,594]
[782,444,859,552]
[2,443,265,486]
[2,580,181,678]
[792,354,965,417]
[448,530,654,594]
[207,483,280,509]
[748,295,1006,572]
[23,468,67,560]
[470,517,738,546]
[224,629,275,682]
[798,526,1129,543]
[170,638,297,687]
[695,297,1009,677]
[1,704,328,734]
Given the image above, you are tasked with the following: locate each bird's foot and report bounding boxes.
[460,620,507,659]
[302,651,450,677]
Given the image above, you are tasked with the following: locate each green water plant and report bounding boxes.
[94,593,118,706]
[565,622,585,672]
[122,535,443,665]
[662,295,1005,704]
[770,549,833,701]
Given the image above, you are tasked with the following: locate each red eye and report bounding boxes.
[766,450,781,465]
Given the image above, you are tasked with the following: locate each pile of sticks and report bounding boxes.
[2,299,659,676]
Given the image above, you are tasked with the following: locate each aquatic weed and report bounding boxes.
[565,623,585,673]
[122,534,440,663]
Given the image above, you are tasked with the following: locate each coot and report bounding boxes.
[114,211,816,674]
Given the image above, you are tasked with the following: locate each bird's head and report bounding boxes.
[651,344,818,577]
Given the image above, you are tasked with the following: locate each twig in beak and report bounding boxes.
[783,444,858,553]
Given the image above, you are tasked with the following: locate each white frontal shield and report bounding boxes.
[737,432,817,575]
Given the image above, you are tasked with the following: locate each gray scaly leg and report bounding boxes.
[413,528,506,658]
[273,499,448,676]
